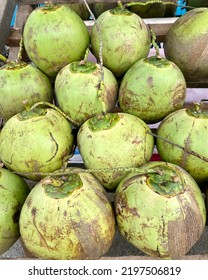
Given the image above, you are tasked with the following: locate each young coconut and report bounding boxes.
[186,0,208,8]
[0,105,74,181]
[156,100,208,186]
[19,169,115,260]
[90,5,151,78]
[126,1,166,18]
[114,161,206,259]
[77,112,154,190]
[54,60,118,127]
[164,8,208,81]
[118,55,186,124]
[23,4,90,78]
[0,167,30,255]
[0,54,53,122]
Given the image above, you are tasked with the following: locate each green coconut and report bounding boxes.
[0,167,30,255]
[23,4,90,78]
[0,61,53,122]
[114,161,206,259]
[187,0,208,8]
[0,107,74,181]
[54,61,118,127]
[90,7,150,78]
[156,101,208,185]
[164,8,208,81]
[77,112,154,190]
[19,170,115,260]
[127,1,165,18]
[119,56,186,124]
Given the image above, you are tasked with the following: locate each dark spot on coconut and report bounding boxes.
[26,197,32,208]
[180,120,195,167]
[20,72,29,80]
[128,207,140,217]
[55,228,63,237]
[123,230,129,239]
[74,193,81,199]
[132,138,142,145]
[147,76,154,88]
[0,184,5,189]
[64,210,67,216]
[172,84,186,108]
[167,194,205,258]
[31,207,37,216]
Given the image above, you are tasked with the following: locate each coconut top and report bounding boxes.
[42,174,83,199]
[146,165,185,197]
[88,113,120,132]
[186,101,208,119]
[69,61,97,74]
[144,56,172,68]
[0,61,28,71]
[17,107,47,121]
[110,7,132,16]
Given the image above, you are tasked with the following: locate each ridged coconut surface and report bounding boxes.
[55,61,118,127]
[0,62,53,122]
[77,113,154,190]
[0,168,29,254]
[0,108,74,181]
[156,104,208,185]
[20,171,115,259]
[91,7,150,77]
[119,56,186,124]
[23,5,90,78]
[115,162,206,259]
[164,8,208,81]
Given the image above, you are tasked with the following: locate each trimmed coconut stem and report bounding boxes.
[83,48,90,62]
[117,1,124,9]
[30,101,80,127]
[0,54,8,64]
[22,100,31,112]
[17,37,24,62]
[150,28,160,57]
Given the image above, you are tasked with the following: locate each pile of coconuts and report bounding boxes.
[0,1,208,260]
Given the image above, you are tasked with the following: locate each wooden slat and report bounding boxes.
[0,0,17,53]
[16,0,173,5]
[7,17,177,46]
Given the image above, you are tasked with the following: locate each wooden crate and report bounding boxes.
[0,0,208,260]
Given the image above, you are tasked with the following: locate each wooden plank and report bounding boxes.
[15,4,33,27]
[0,0,17,53]
[8,17,177,46]
[8,5,34,60]
[186,81,208,88]
[6,28,21,47]
[16,0,174,5]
